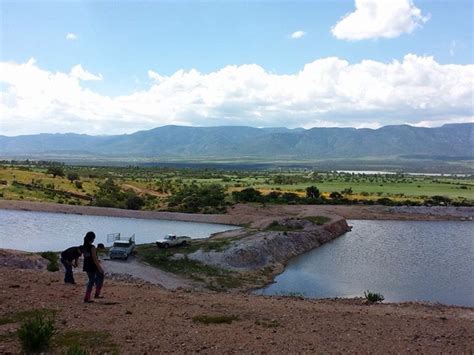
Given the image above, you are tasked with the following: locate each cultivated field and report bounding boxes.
[0,162,473,210]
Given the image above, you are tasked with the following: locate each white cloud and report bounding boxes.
[66,33,78,41]
[70,64,103,81]
[147,70,165,83]
[0,55,472,135]
[332,0,430,40]
[291,30,306,39]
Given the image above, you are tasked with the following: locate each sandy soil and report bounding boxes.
[1,266,473,354]
[1,200,472,229]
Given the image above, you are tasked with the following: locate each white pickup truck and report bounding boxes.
[156,234,191,248]
[108,233,136,260]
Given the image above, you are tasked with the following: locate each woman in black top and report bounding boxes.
[82,231,105,303]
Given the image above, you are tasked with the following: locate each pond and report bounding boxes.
[257,220,474,307]
[0,209,238,252]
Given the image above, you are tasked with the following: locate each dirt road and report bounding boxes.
[103,257,195,290]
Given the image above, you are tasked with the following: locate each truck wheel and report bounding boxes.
[163,243,169,249]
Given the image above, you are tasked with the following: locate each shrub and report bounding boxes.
[376,197,394,206]
[92,178,145,210]
[364,290,384,303]
[232,187,262,202]
[280,192,298,203]
[168,184,226,213]
[46,166,65,178]
[18,314,55,353]
[67,172,79,182]
[305,186,320,199]
[63,345,90,355]
[40,251,59,272]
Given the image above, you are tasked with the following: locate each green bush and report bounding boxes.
[40,251,59,272]
[168,183,226,213]
[46,166,65,178]
[364,290,385,303]
[63,345,90,355]
[232,187,262,202]
[92,178,144,210]
[18,314,55,353]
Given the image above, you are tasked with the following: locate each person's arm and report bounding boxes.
[91,246,104,274]
[73,257,79,268]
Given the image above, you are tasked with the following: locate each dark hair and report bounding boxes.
[78,245,84,253]
[83,231,96,247]
[97,243,105,250]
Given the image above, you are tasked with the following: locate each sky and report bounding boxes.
[0,0,473,136]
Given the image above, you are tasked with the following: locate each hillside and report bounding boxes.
[0,123,472,160]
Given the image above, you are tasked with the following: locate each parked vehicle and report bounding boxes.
[156,234,191,248]
[108,233,136,260]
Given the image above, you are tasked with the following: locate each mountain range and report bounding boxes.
[1,123,472,161]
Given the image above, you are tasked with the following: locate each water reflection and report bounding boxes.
[257,220,474,307]
[0,209,238,252]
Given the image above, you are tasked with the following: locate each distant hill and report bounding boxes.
[0,123,472,161]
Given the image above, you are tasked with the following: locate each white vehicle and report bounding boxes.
[156,234,191,248]
[108,233,136,260]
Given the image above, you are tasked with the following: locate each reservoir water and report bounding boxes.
[257,220,474,307]
[0,209,238,252]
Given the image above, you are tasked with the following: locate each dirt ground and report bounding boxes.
[1,267,473,354]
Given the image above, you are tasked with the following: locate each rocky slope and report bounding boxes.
[189,217,350,273]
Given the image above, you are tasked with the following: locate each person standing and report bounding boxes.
[82,231,105,303]
[60,245,83,284]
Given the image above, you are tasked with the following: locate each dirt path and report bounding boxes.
[121,183,165,197]
[103,257,195,290]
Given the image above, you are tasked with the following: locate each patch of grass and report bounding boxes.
[303,216,331,225]
[136,242,244,290]
[364,290,385,303]
[18,313,55,353]
[0,308,57,326]
[200,238,233,252]
[62,345,90,355]
[265,220,303,232]
[255,319,280,328]
[54,330,118,354]
[192,314,239,325]
[40,251,60,272]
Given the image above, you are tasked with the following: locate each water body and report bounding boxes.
[258,220,474,307]
[336,170,469,177]
[0,209,238,252]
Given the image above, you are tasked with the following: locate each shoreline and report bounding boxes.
[1,200,473,226]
